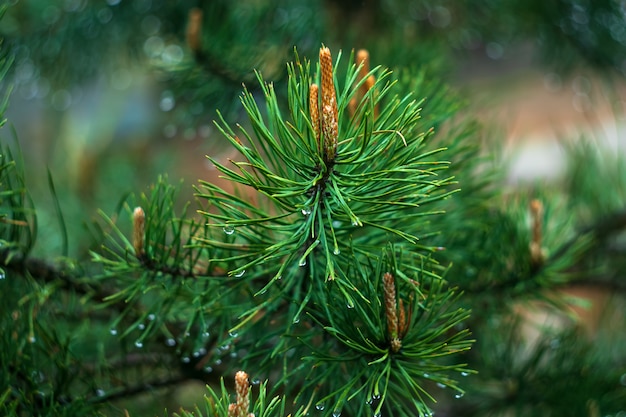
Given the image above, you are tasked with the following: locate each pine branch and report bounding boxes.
[0,249,127,309]
[462,205,626,297]
[87,375,188,405]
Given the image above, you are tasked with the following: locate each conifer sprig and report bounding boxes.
[188,47,474,414]
[171,372,306,417]
[301,251,472,417]
[92,177,238,351]
[197,46,455,299]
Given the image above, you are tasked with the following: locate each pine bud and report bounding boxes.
[319,46,338,162]
[186,8,203,53]
[356,49,370,97]
[309,83,320,144]
[235,370,250,417]
[383,272,399,340]
[228,403,237,417]
[529,199,545,265]
[349,49,378,118]
[398,298,407,336]
[133,207,145,258]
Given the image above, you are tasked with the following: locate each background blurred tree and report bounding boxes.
[1,1,626,416]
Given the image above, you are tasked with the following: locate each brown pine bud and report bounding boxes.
[309,83,320,144]
[186,8,203,53]
[356,49,370,72]
[530,199,543,244]
[322,103,338,160]
[356,49,370,98]
[133,207,145,258]
[367,74,378,118]
[398,298,407,336]
[235,370,250,417]
[349,49,378,118]
[228,403,237,417]
[320,46,338,162]
[383,272,399,341]
[529,199,545,265]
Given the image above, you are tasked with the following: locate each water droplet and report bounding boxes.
[159,92,175,112]
[28,336,36,343]
[366,397,373,405]
[148,313,156,321]
[193,350,201,357]
[204,366,213,373]
[301,208,311,216]
[135,340,143,348]
[351,218,361,226]
[486,42,504,60]
[550,338,560,349]
[251,378,260,385]
[234,269,245,278]
[182,357,190,363]
[333,248,340,255]
[0,272,5,279]
[455,392,464,399]
[31,370,44,383]
[162,44,184,65]
[229,330,238,338]
[372,394,381,400]
[299,258,307,267]
[223,225,235,235]
[96,389,106,397]
[202,331,210,338]
[461,371,469,377]
[138,323,145,330]
[437,382,446,389]
[214,359,222,365]
[109,328,118,336]
[332,410,341,417]
[373,412,381,417]
[230,351,238,358]
[51,89,72,111]
[620,373,626,386]
[423,373,430,378]
[315,402,325,410]
[166,338,176,347]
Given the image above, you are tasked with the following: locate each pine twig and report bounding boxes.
[87,375,188,405]
[463,206,626,296]
[0,250,125,310]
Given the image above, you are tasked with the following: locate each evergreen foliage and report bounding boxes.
[1,2,626,417]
